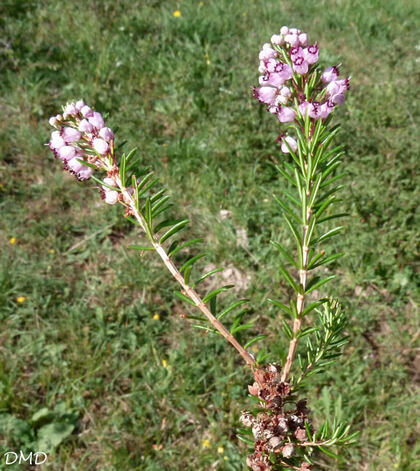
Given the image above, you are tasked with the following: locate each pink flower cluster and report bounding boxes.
[48,100,114,181]
[253,26,350,152]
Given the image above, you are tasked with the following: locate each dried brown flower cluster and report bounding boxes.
[241,364,312,470]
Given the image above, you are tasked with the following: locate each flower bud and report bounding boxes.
[284,33,300,47]
[49,116,58,128]
[78,119,94,133]
[62,126,81,143]
[57,145,76,162]
[281,136,298,153]
[67,157,84,173]
[258,61,267,74]
[239,412,254,427]
[298,33,308,46]
[268,436,282,452]
[280,86,291,97]
[103,177,116,187]
[77,166,93,180]
[271,34,284,45]
[99,127,114,141]
[277,106,295,123]
[259,46,277,61]
[75,99,85,111]
[88,112,105,130]
[49,131,65,150]
[63,103,78,118]
[92,137,109,155]
[280,26,289,35]
[275,95,288,105]
[104,190,119,205]
[81,105,94,118]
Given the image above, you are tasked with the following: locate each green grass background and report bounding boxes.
[0,0,419,469]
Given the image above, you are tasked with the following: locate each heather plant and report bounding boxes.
[47,26,356,470]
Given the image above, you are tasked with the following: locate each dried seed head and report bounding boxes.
[252,423,264,440]
[267,436,283,452]
[240,412,254,427]
[282,442,295,458]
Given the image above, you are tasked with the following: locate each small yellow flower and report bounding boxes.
[162,359,172,371]
[16,296,27,303]
[173,10,181,17]
[153,313,160,320]
[9,237,16,245]
[217,446,224,454]
[199,1,204,5]
[224,456,228,461]
[202,439,210,448]
[49,249,55,254]
[205,52,211,65]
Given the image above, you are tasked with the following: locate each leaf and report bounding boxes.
[237,434,254,446]
[151,196,171,216]
[120,153,127,186]
[192,324,219,334]
[283,213,302,247]
[35,422,75,453]
[183,266,192,285]
[276,165,296,186]
[144,197,152,226]
[179,253,207,274]
[315,195,338,218]
[217,299,249,320]
[302,299,328,316]
[244,334,268,349]
[270,240,297,268]
[195,267,224,286]
[31,408,51,424]
[281,189,300,207]
[256,349,271,364]
[319,446,339,459]
[152,203,173,220]
[137,172,154,191]
[297,327,317,338]
[318,212,348,224]
[169,238,203,257]
[202,285,234,304]
[308,173,323,207]
[139,177,160,196]
[321,172,347,189]
[274,195,300,223]
[268,298,293,317]
[160,219,189,244]
[311,226,343,246]
[128,245,154,251]
[279,265,299,292]
[150,188,168,204]
[282,319,293,339]
[305,275,336,294]
[310,253,344,270]
[231,322,253,334]
[174,291,196,306]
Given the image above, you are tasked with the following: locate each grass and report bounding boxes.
[0,0,419,469]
